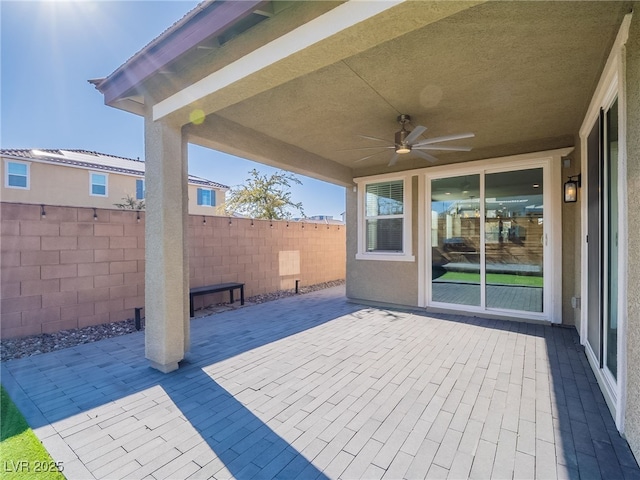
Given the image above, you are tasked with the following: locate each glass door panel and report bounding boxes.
[484,169,544,312]
[586,114,602,364]
[605,99,619,379]
[431,175,481,306]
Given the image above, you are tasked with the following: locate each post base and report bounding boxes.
[148,359,179,373]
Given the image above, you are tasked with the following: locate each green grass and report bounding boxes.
[436,271,543,287]
[1,386,65,479]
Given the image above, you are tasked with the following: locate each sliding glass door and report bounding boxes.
[431,175,481,306]
[587,98,619,383]
[430,165,547,316]
[485,169,544,312]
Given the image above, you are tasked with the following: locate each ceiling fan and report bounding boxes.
[353,114,474,166]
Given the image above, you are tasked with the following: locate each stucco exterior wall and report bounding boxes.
[0,202,345,339]
[187,185,225,216]
[624,7,640,462]
[0,159,224,214]
[346,177,419,307]
[562,143,582,327]
[1,161,138,209]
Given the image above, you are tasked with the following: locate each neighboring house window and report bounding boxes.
[136,179,145,199]
[90,172,108,196]
[197,188,215,206]
[5,161,29,189]
[356,176,413,261]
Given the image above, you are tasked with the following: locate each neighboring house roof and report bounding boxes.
[1,149,228,189]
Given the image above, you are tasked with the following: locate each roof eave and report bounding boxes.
[94,0,268,108]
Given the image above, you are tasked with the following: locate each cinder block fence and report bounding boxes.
[1,203,345,338]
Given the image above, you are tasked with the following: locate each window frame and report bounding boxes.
[5,160,30,190]
[89,171,108,197]
[355,174,414,262]
[197,187,216,207]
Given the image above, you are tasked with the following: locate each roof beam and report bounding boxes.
[185,114,353,187]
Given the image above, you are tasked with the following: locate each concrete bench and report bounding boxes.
[189,282,245,317]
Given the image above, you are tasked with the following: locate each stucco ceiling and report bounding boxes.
[142,1,632,185]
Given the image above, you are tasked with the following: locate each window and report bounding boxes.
[366,180,404,252]
[5,161,29,189]
[197,188,215,207]
[356,177,413,261]
[136,179,145,200]
[90,172,107,196]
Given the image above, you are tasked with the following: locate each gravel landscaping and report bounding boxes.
[0,280,344,362]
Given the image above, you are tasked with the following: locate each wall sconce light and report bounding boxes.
[270,222,273,229]
[251,219,254,227]
[40,204,46,219]
[286,221,289,228]
[203,216,207,225]
[228,217,232,226]
[564,174,581,203]
[301,222,305,229]
[136,210,141,223]
[93,208,98,221]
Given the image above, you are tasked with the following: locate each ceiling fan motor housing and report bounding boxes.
[395,129,411,153]
[395,115,412,153]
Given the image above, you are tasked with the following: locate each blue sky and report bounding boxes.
[1,1,346,218]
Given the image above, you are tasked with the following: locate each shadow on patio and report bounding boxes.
[2,286,639,479]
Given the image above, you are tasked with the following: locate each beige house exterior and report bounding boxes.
[90,0,640,461]
[1,149,227,215]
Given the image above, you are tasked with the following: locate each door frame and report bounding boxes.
[579,13,631,432]
[418,148,569,323]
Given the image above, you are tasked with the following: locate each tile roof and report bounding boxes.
[1,149,228,189]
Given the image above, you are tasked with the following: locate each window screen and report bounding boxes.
[365,181,404,252]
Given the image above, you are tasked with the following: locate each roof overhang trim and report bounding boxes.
[96,0,267,106]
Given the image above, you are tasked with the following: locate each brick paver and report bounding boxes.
[2,286,639,479]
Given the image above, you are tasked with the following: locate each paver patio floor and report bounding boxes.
[2,286,639,479]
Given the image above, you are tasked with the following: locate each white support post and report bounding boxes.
[144,114,190,373]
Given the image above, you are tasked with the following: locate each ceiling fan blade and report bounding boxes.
[412,150,439,163]
[354,150,389,163]
[338,145,395,152]
[388,153,400,166]
[413,132,475,147]
[414,145,473,152]
[358,134,391,143]
[405,125,427,145]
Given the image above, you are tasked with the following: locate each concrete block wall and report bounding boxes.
[0,203,346,338]
[188,216,346,311]
[1,203,146,338]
